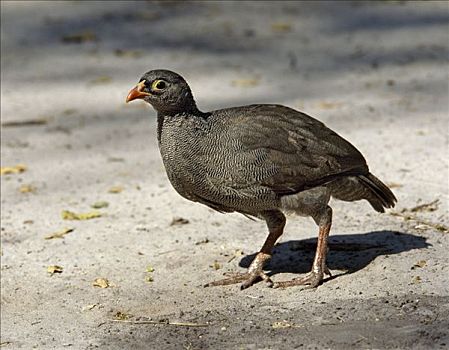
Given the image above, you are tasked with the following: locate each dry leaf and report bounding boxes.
[45,227,74,240]
[108,186,123,194]
[89,76,112,85]
[47,265,63,275]
[1,164,27,175]
[19,184,36,193]
[91,201,109,209]
[195,238,210,245]
[170,217,190,226]
[93,278,110,288]
[114,49,143,58]
[62,210,102,220]
[412,276,422,284]
[63,108,78,116]
[271,22,292,33]
[435,224,449,233]
[231,78,260,88]
[413,260,427,268]
[114,311,132,320]
[145,265,155,282]
[62,30,97,43]
[82,304,97,311]
[272,321,291,329]
[211,260,221,270]
[145,275,154,283]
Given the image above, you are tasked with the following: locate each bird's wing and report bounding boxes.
[203,104,369,196]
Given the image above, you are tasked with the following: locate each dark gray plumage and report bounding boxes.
[126,69,397,289]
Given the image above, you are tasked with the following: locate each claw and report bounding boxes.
[272,265,331,289]
[204,272,248,287]
[204,270,273,289]
[204,252,272,289]
[241,271,273,289]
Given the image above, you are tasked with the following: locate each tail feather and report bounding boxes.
[358,173,397,213]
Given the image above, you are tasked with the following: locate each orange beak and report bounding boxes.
[126,81,151,103]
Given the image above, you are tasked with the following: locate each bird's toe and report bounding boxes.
[240,270,273,290]
[272,270,326,289]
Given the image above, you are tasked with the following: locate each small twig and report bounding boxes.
[154,249,179,257]
[109,319,209,327]
[227,255,236,263]
[409,199,439,213]
[245,295,260,299]
[390,212,448,233]
[227,249,244,263]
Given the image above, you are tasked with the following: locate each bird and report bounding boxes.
[126,69,397,289]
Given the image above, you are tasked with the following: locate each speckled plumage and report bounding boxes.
[126,69,397,289]
[158,103,395,217]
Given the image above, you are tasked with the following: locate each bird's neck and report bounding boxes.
[156,107,210,143]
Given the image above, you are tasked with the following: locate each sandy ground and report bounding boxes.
[1,1,449,349]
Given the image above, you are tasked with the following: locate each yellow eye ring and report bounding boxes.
[151,79,167,91]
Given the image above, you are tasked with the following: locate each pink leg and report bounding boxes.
[205,210,286,289]
[273,206,333,288]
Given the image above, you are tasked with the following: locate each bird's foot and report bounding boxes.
[272,265,332,289]
[204,252,273,289]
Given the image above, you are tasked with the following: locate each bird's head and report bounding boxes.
[126,69,198,115]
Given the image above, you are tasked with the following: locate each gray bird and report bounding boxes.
[126,69,397,289]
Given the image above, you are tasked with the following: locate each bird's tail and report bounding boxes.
[329,173,397,213]
[357,173,397,213]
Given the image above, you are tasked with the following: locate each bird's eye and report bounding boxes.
[152,79,167,91]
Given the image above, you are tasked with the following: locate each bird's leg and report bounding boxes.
[273,206,332,289]
[205,210,286,289]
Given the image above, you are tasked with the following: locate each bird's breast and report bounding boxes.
[158,118,208,201]
[156,115,281,213]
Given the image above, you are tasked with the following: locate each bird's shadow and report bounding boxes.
[239,230,429,279]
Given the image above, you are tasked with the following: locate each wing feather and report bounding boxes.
[203,104,369,196]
